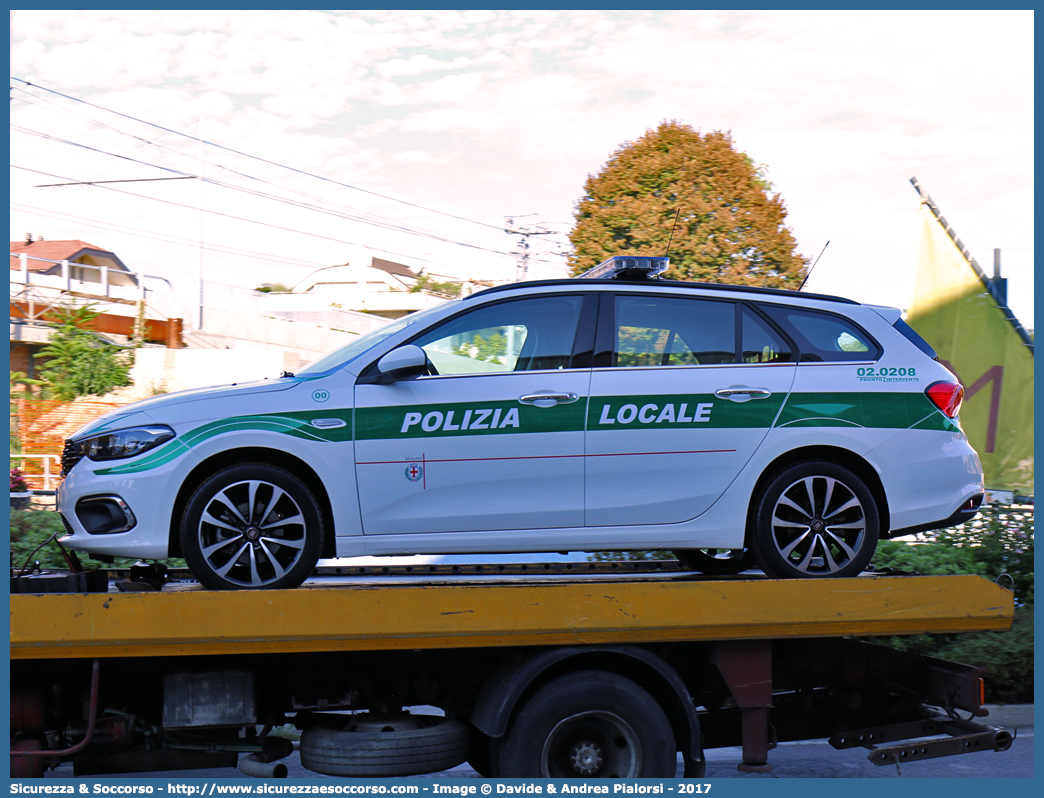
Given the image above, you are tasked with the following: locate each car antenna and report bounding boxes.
[798,240,830,291]
[664,208,682,258]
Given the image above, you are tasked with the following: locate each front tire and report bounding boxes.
[493,671,677,778]
[181,463,324,590]
[750,461,879,579]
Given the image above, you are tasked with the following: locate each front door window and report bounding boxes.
[354,295,591,535]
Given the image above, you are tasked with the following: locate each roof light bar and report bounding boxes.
[578,256,670,281]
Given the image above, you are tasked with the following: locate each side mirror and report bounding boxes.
[375,345,428,383]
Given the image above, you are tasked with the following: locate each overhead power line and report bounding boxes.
[13,124,512,255]
[13,164,505,265]
[11,78,508,233]
[12,202,343,270]
[12,88,566,271]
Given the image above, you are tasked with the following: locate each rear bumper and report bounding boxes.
[886,493,984,538]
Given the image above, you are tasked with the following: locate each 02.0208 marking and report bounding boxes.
[856,367,916,377]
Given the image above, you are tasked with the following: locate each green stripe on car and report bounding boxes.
[92,410,352,475]
[90,392,958,475]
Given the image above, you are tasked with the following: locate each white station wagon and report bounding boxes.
[57,256,984,589]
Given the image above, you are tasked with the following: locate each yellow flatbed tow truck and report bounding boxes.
[10,569,1016,779]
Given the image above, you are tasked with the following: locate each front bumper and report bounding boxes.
[57,452,195,561]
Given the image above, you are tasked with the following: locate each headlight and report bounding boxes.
[73,425,176,462]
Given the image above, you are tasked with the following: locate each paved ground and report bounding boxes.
[44,706,1032,780]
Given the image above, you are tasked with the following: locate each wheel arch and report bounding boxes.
[167,447,337,560]
[744,445,891,546]
[470,645,703,776]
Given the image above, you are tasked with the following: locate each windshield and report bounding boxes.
[296,303,452,375]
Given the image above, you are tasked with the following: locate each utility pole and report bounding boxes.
[504,216,558,281]
[196,116,205,332]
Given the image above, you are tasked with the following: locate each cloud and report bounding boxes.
[9,9,1034,324]
[391,151,451,165]
[377,54,473,78]
[400,108,504,134]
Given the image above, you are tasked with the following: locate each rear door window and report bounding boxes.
[741,306,792,364]
[612,295,736,367]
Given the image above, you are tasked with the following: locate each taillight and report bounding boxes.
[926,380,964,418]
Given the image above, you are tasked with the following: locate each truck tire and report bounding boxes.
[750,461,879,579]
[493,671,676,778]
[673,549,754,575]
[299,715,469,777]
[181,464,324,590]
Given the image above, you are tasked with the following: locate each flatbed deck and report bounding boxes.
[11,573,1014,660]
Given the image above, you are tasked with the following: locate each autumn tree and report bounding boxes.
[569,121,808,287]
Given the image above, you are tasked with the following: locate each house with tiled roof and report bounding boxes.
[10,236,181,382]
[10,236,138,286]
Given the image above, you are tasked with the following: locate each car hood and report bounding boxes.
[70,378,303,439]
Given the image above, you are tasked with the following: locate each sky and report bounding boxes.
[9,9,1035,330]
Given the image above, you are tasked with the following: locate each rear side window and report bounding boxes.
[760,305,881,362]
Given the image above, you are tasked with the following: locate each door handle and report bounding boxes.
[714,387,772,400]
[519,392,579,408]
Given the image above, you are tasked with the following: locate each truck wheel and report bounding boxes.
[751,461,879,579]
[299,715,469,776]
[181,464,324,590]
[674,549,754,575]
[494,671,676,778]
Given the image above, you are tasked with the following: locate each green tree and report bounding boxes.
[34,304,132,401]
[255,282,293,293]
[453,331,509,363]
[411,273,463,298]
[569,121,808,287]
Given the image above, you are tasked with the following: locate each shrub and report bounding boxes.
[591,550,675,561]
[869,502,1033,703]
[10,468,29,492]
[872,503,1034,605]
[878,607,1034,704]
[10,509,186,572]
[10,508,74,571]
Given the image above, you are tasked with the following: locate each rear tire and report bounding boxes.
[750,461,879,578]
[494,671,676,778]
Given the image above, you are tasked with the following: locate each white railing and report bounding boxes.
[10,252,182,338]
[10,252,177,317]
[10,453,61,491]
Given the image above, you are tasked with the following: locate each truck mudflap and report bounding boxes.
[830,710,1015,771]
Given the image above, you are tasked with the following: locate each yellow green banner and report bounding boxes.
[906,203,1034,494]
